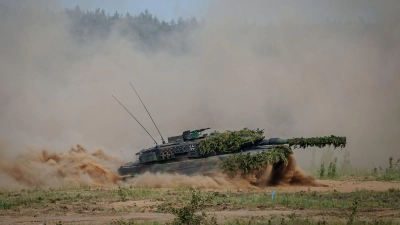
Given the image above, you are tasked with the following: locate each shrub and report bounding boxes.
[161,190,216,225]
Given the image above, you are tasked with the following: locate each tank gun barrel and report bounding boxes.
[258,136,346,149]
[286,136,346,149]
[257,138,288,145]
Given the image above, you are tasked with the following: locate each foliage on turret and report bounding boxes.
[197,128,347,175]
[198,128,264,156]
[220,145,293,176]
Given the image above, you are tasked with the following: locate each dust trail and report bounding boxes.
[232,154,324,188]
[125,154,323,190]
[0,144,123,189]
[125,172,238,189]
[266,154,324,187]
[0,142,322,190]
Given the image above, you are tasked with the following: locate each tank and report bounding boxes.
[117,127,333,178]
[113,85,346,179]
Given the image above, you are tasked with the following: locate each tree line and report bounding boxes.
[1,4,398,54]
[65,6,201,47]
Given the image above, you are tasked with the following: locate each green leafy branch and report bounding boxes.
[220,145,293,175]
[287,135,346,149]
[199,128,264,156]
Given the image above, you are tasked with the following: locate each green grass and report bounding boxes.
[223,216,398,225]
[0,185,165,210]
[310,157,400,181]
[113,215,399,225]
[207,189,400,211]
[1,186,400,224]
[1,187,400,211]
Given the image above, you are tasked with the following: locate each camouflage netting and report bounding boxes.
[287,136,346,149]
[198,128,346,175]
[220,145,293,176]
[198,128,264,156]
[199,128,346,156]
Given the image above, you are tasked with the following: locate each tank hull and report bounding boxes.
[118,146,274,178]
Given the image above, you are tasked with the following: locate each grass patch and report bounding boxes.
[0,185,165,210]
[207,189,400,211]
[1,186,400,224]
[224,216,398,225]
[0,200,12,210]
[1,187,399,211]
[111,220,162,225]
[312,157,400,181]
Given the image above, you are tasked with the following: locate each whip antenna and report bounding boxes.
[120,150,126,159]
[130,82,166,144]
[112,95,158,145]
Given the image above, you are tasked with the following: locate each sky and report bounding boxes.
[59,0,208,22]
[4,0,398,23]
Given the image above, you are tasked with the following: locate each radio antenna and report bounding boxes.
[130,82,166,144]
[112,95,158,145]
[120,150,126,159]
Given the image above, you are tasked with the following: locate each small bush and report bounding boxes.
[327,158,338,179]
[118,187,128,202]
[347,199,358,225]
[318,163,326,178]
[161,190,216,225]
[0,200,12,210]
[379,157,400,181]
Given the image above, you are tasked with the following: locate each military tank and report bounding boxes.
[117,127,293,177]
[114,84,346,179]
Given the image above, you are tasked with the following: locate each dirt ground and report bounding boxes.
[1,180,399,225]
[271,179,400,192]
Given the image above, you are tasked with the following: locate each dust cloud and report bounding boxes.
[0,135,319,189]
[266,155,322,187]
[0,143,123,189]
[119,154,322,190]
[0,142,319,189]
[0,0,400,189]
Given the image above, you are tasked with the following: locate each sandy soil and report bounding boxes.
[1,180,399,225]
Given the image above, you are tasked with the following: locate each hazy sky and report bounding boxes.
[57,0,382,22]
[59,0,208,21]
